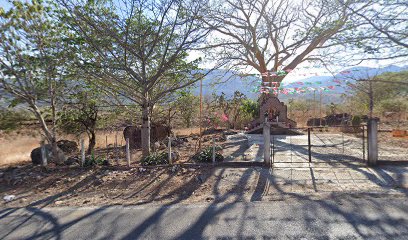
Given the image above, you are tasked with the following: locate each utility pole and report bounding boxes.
[313,90,317,126]
[319,90,322,126]
[199,78,203,150]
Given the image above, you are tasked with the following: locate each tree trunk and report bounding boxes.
[49,77,63,164]
[87,130,96,154]
[141,98,151,157]
[31,104,53,142]
[50,137,63,165]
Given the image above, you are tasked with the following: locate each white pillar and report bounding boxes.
[41,140,47,167]
[168,137,172,165]
[367,118,378,166]
[263,122,271,166]
[212,136,216,164]
[126,138,130,167]
[81,139,85,167]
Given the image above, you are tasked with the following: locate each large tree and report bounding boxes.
[59,0,210,156]
[204,0,369,88]
[0,0,71,163]
[342,0,408,61]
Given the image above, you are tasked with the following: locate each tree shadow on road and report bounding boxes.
[1,140,408,239]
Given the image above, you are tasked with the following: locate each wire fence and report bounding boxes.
[378,128,408,163]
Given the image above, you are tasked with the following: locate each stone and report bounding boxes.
[57,140,78,153]
[123,124,172,149]
[170,151,179,162]
[205,197,214,202]
[3,195,16,202]
[247,95,297,131]
[31,145,66,165]
[163,137,185,147]
[64,157,79,166]
[171,165,180,173]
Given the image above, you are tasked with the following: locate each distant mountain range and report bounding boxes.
[193,65,408,103]
[1,65,406,109]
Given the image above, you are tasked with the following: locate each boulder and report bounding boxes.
[170,151,180,162]
[124,126,142,149]
[31,144,66,165]
[123,124,172,149]
[57,140,78,154]
[153,141,166,150]
[64,157,79,166]
[163,137,186,147]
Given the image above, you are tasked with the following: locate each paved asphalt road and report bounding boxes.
[1,196,408,240]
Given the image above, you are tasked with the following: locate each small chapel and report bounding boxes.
[246,94,297,134]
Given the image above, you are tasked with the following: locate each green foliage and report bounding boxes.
[59,92,98,134]
[60,0,207,155]
[345,71,408,116]
[209,91,249,129]
[0,0,71,103]
[141,152,169,166]
[0,0,73,148]
[380,98,408,113]
[288,99,314,113]
[329,102,337,115]
[192,146,224,163]
[240,99,259,119]
[174,91,199,127]
[84,152,106,167]
[351,115,361,126]
[0,109,29,130]
[62,0,204,105]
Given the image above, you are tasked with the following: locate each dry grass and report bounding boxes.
[0,127,200,167]
[173,127,201,136]
[0,131,41,167]
[93,130,125,148]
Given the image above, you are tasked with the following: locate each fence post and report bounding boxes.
[212,136,216,164]
[362,125,366,161]
[40,140,47,167]
[263,120,271,167]
[367,119,378,166]
[81,139,85,167]
[290,135,293,162]
[308,128,312,163]
[126,138,130,167]
[272,136,275,165]
[168,136,172,165]
[115,134,118,166]
[105,136,108,162]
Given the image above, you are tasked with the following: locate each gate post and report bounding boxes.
[263,113,271,166]
[367,118,379,166]
[308,128,312,163]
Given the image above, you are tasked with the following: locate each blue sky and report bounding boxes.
[1,0,405,84]
[0,0,11,9]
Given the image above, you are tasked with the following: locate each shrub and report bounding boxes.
[141,152,169,166]
[84,152,107,167]
[351,115,361,126]
[192,146,224,163]
[0,109,28,130]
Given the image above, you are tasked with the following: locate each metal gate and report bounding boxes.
[271,126,366,167]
